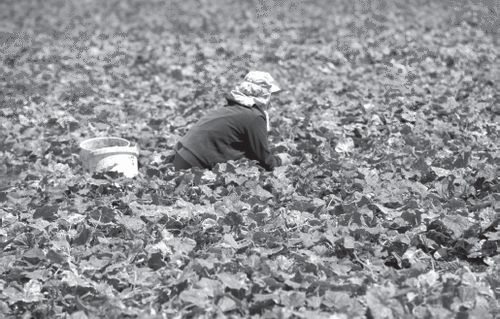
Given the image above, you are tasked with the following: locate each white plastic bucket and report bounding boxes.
[79,137,139,178]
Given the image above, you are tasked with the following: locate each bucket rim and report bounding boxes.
[79,137,131,150]
[87,146,139,157]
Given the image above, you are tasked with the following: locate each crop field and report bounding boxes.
[0,0,499,318]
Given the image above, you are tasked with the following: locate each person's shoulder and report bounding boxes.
[225,104,261,117]
[241,106,265,121]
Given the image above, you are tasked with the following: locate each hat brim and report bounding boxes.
[270,84,281,93]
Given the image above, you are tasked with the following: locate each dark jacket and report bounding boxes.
[176,98,281,171]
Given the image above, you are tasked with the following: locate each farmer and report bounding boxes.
[174,71,291,171]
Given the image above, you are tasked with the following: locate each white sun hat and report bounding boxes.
[243,71,281,93]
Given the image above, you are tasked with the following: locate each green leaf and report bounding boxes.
[115,215,145,231]
[33,205,59,221]
[217,272,248,290]
[252,185,274,201]
[22,248,45,264]
[74,227,93,246]
[442,215,469,239]
[280,291,306,308]
[195,277,224,298]
[89,207,115,223]
[366,283,405,319]
[306,295,323,309]
[147,252,166,270]
[46,249,65,264]
[343,235,356,249]
[218,295,237,312]
[335,137,354,155]
[299,232,316,248]
[418,270,440,288]
[170,237,197,255]
[179,289,209,305]
[322,291,351,310]
[69,311,89,319]
[372,203,400,219]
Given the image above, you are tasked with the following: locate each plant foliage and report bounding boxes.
[0,0,499,318]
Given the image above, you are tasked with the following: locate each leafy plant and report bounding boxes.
[1,0,499,318]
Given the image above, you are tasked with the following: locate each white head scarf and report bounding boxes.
[228,71,281,131]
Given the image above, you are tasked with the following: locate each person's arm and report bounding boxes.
[245,116,281,171]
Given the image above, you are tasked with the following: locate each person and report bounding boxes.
[174,71,291,171]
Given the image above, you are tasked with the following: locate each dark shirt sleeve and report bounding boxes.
[244,116,280,171]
